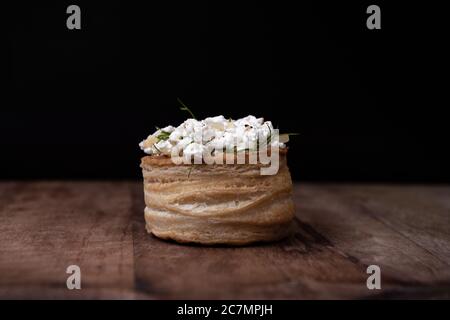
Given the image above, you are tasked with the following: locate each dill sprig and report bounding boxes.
[157,130,171,141]
[266,123,272,145]
[187,165,194,179]
[177,98,196,119]
[153,126,171,141]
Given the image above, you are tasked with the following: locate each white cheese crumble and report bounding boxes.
[139,115,286,157]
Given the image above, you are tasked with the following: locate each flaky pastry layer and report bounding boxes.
[140,153,295,245]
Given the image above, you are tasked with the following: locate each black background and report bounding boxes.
[4,1,449,182]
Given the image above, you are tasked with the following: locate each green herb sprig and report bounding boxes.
[157,130,171,141]
[177,98,196,119]
[266,123,272,145]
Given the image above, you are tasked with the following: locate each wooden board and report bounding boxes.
[0,182,449,299]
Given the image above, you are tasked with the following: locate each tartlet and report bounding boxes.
[139,115,295,245]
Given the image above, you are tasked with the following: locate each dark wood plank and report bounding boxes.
[294,184,450,294]
[343,185,450,264]
[0,182,137,299]
[0,182,449,299]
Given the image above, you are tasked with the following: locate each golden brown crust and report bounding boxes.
[140,149,294,245]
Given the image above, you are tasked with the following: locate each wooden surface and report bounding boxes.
[0,181,449,299]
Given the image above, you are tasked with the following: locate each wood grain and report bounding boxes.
[0,182,138,299]
[0,182,449,299]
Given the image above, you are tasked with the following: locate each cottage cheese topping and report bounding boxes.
[139,115,286,157]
